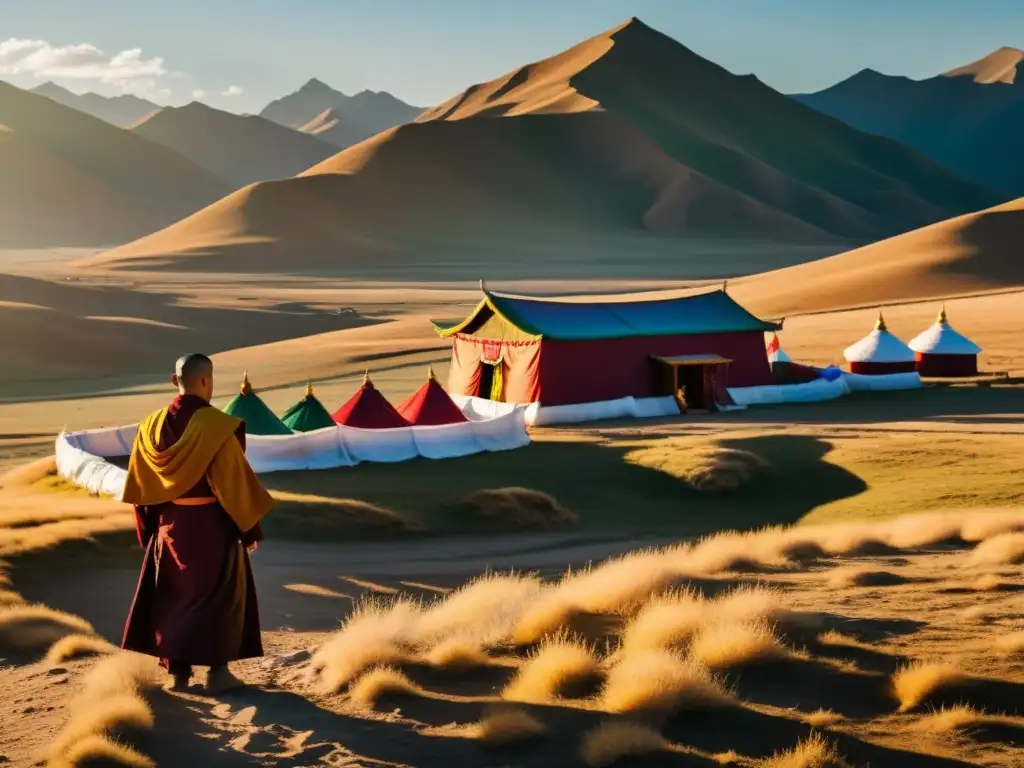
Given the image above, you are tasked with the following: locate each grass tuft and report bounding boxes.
[757,732,851,767]
[347,667,424,711]
[580,721,671,767]
[502,636,601,703]
[45,633,117,665]
[600,649,732,715]
[469,707,546,747]
[891,661,968,712]
[0,603,97,654]
[689,619,791,671]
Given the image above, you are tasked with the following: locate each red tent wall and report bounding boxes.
[398,378,469,425]
[332,383,410,428]
[915,353,977,377]
[446,336,541,402]
[537,332,772,406]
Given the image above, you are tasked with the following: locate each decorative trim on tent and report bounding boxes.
[650,354,733,366]
[451,333,541,348]
[433,292,544,341]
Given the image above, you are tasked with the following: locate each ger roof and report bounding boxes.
[908,306,982,356]
[222,372,294,436]
[435,285,778,341]
[843,313,915,364]
[281,382,337,432]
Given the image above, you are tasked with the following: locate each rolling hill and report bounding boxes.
[793,48,1024,195]
[30,81,160,126]
[0,81,231,249]
[731,196,1024,316]
[260,78,421,147]
[130,102,339,187]
[83,18,1002,274]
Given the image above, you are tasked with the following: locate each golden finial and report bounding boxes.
[240,370,252,395]
[363,369,371,386]
[874,311,887,332]
[722,279,728,293]
[427,365,436,380]
[305,379,314,397]
[938,304,947,324]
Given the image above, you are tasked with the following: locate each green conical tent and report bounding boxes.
[281,381,336,432]
[222,371,293,436]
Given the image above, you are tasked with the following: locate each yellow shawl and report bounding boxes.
[122,406,275,533]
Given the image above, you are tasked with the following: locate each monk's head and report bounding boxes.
[172,353,214,401]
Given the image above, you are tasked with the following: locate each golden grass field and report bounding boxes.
[0,249,1021,766]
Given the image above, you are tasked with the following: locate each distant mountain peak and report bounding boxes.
[299,77,341,95]
[32,81,76,97]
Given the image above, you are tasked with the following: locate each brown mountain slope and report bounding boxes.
[731,197,1024,316]
[944,46,1024,84]
[31,81,160,126]
[131,102,338,187]
[0,82,230,248]
[84,18,1000,274]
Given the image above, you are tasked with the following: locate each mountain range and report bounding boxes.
[793,47,1024,195]
[0,81,230,248]
[30,81,160,127]
[83,18,1000,276]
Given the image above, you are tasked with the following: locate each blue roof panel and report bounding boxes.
[488,289,772,340]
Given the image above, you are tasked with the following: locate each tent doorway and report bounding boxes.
[477,360,503,401]
[651,354,732,413]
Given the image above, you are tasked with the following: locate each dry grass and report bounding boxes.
[600,649,732,715]
[311,598,419,692]
[416,571,541,647]
[50,735,155,768]
[47,653,160,767]
[347,666,424,711]
[993,631,1024,656]
[618,590,707,655]
[711,585,794,628]
[971,574,1013,591]
[802,709,845,728]
[0,602,97,653]
[827,567,910,589]
[502,636,602,703]
[758,732,850,767]
[689,619,791,671]
[455,487,578,531]
[268,492,422,537]
[960,605,999,623]
[891,661,968,712]
[467,707,547,747]
[917,704,1024,734]
[420,636,494,671]
[968,532,1024,566]
[627,442,772,492]
[580,721,671,767]
[45,633,117,665]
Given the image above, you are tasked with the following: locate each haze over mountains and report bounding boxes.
[0,81,230,248]
[130,102,338,187]
[29,81,159,127]
[84,18,1000,276]
[793,47,1024,195]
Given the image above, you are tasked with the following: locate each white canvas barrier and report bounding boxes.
[842,371,923,392]
[727,376,851,406]
[55,408,532,497]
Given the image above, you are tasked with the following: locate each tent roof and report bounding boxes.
[843,313,915,364]
[281,382,337,432]
[397,368,468,426]
[908,307,982,356]
[221,373,293,436]
[332,373,410,429]
[435,286,779,341]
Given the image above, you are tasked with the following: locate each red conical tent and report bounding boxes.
[397,367,469,426]
[332,371,410,429]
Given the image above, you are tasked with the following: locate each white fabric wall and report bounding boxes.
[842,371,923,392]
[727,376,850,406]
[55,407,533,498]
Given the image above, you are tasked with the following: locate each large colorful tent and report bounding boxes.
[397,367,469,426]
[435,284,778,407]
[281,381,337,432]
[843,313,916,375]
[332,371,410,429]
[908,306,982,377]
[222,372,294,435]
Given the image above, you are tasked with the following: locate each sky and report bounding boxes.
[0,0,1021,113]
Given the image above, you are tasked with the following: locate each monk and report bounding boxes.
[121,353,275,693]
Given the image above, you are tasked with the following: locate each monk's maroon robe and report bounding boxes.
[122,394,264,666]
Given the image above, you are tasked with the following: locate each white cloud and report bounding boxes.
[0,38,166,94]
[191,89,207,99]
[221,85,243,97]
